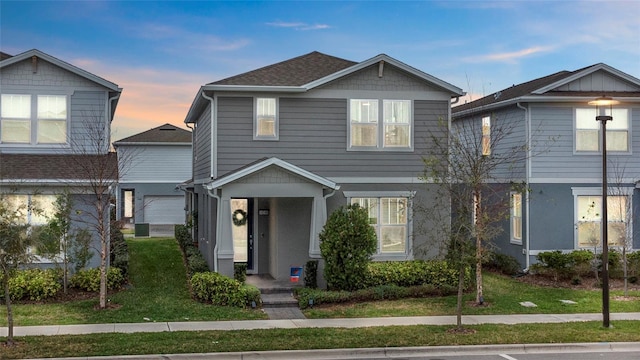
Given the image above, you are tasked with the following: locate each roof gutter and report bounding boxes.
[202,84,307,93]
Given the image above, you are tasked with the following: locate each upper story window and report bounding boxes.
[0,94,68,145]
[349,99,412,150]
[482,115,491,155]
[254,98,278,140]
[575,108,629,153]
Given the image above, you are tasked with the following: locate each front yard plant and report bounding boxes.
[190,271,259,307]
[319,204,376,291]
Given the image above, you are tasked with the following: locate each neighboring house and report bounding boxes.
[452,63,640,269]
[0,49,122,268]
[183,51,463,283]
[113,123,192,236]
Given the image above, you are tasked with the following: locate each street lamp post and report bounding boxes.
[588,96,620,328]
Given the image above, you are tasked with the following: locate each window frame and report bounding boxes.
[510,192,523,244]
[3,194,61,260]
[348,99,414,152]
[572,187,633,249]
[0,93,70,146]
[574,107,630,154]
[482,115,491,156]
[344,191,414,260]
[253,97,278,141]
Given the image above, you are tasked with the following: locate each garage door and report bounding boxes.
[143,196,184,224]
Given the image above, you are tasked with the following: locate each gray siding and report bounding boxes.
[69,90,108,154]
[319,63,440,92]
[530,104,640,180]
[118,144,192,183]
[193,103,212,181]
[556,70,639,92]
[217,97,449,178]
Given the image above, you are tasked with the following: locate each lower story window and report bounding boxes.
[576,195,628,248]
[510,192,522,243]
[351,197,408,254]
[4,194,57,255]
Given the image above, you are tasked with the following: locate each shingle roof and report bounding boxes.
[209,51,357,87]
[0,153,118,181]
[453,70,574,113]
[113,123,191,145]
[453,63,640,114]
[0,52,12,61]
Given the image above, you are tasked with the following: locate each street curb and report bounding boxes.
[24,342,640,360]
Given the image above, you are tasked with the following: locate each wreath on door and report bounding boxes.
[232,209,247,226]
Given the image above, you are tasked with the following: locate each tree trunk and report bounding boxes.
[475,237,483,304]
[3,275,15,346]
[98,204,108,309]
[623,246,628,296]
[456,261,465,329]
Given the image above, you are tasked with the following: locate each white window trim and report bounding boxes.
[253,97,278,141]
[0,92,71,147]
[347,99,414,152]
[482,115,491,156]
[571,187,634,249]
[344,191,415,260]
[573,107,631,155]
[510,191,523,245]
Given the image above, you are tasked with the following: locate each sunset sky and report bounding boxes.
[2,0,639,141]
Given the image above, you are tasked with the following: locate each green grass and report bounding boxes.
[0,237,266,326]
[303,272,640,318]
[3,321,640,359]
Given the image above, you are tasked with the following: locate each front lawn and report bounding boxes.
[303,272,640,318]
[0,237,266,326]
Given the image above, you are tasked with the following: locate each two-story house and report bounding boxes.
[0,49,122,268]
[452,63,640,269]
[113,123,192,236]
[183,51,463,283]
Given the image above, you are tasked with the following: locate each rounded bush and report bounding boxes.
[70,267,125,292]
[2,269,61,301]
[320,204,377,291]
[190,272,245,307]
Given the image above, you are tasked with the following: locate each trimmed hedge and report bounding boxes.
[190,271,260,307]
[365,260,469,289]
[533,249,640,280]
[296,283,457,309]
[0,269,61,301]
[110,227,129,278]
[70,267,125,292]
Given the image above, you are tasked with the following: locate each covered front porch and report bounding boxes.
[204,158,339,281]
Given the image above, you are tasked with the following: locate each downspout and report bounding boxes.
[517,102,531,271]
[201,92,217,179]
[205,184,221,272]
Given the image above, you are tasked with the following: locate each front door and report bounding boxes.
[231,198,254,272]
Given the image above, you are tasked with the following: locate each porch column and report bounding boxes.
[309,193,327,258]
[217,195,234,277]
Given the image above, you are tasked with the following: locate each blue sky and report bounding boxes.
[2,0,639,140]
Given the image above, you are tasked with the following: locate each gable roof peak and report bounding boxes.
[113,123,191,145]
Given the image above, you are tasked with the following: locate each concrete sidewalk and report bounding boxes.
[3,312,640,337]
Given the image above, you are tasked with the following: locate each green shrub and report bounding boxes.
[182,243,209,275]
[304,260,318,289]
[190,272,246,307]
[243,284,261,307]
[627,251,640,277]
[295,283,457,309]
[483,252,522,275]
[234,263,247,283]
[175,225,192,250]
[568,249,594,277]
[535,251,573,280]
[320,204,377,291]
[366,260,469,289]
[70,267,125,292]
[1,269,61,301]
[110,227,129,278]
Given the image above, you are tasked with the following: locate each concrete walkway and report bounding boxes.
[3,312,640,337]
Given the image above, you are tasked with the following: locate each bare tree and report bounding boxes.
[609,159,639,296]
[64,114,135,309]
[421,109,548,327]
